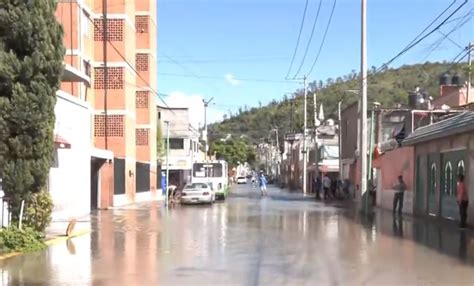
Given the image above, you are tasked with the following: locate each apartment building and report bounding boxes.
[53,0,158,214]
[158,106,204,188]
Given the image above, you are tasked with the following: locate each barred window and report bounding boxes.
[94,115,124,137]
[136,128,149,146]
[136,91,149,108]
[94,67,124,89]
[136,53,149,72]
[94,19,124,41]
[135,16,149,33]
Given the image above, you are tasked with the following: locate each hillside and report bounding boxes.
[208,62,467,145]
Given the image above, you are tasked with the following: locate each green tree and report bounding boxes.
[210,138,255,168]
[0,1,64,220]
[156,122,164,160]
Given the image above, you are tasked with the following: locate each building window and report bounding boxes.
[94,19,124,41]
[136,53,149,71]
[169,138,184,149]
[94,115,124,137]
[84,60,91,77]
[136,128,149,146]
[94,67,124,89]
[136,91,149,108]
[158,112,161,120]
[135,16,149,33]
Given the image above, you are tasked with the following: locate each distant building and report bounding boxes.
[158,106,203,188]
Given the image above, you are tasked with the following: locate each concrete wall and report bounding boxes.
[49,92,91,221]
[373,147,415,214]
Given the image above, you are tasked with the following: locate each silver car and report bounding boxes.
[180,183,215,204]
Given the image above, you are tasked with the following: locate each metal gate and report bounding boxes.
[136,162,150,193]
[114,158,126,195]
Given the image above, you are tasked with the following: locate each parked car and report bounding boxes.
[180,183,215,205]
[236,176,247,184]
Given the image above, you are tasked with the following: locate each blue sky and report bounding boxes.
[157,0,474,125]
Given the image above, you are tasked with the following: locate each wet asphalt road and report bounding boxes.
[2,184,474,285]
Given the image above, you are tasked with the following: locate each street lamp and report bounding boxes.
[164,120,170,207]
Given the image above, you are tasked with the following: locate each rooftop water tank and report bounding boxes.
[439,73,451,85]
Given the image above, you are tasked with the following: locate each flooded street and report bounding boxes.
[2,184,474,285]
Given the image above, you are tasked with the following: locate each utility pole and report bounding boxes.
[275,129,280,182]
[203,97,214,160]
[303,76,308,194]
[360,0,369,214]
[102,0,108,150]
[165,121,170,207]
[467,42,473,103]
[338,101,342,181]
[313,89,319,183]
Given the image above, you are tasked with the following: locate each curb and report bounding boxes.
[44,228,91,246]
[0,228,91,261]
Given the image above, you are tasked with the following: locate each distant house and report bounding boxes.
[158,106,203,188]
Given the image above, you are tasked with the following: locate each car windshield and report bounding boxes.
[185,183,208,189]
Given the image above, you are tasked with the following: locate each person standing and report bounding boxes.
[259,172,268,196]
[457,174,469,228]
[323,174,331,200]
[315,176,322,200]
[393,175,407,215]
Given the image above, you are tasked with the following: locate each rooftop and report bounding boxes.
[403,112,474,145]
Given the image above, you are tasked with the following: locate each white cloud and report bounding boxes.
[164,91,226,128]
[224,73,240,86]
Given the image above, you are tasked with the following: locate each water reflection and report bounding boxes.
[392,216,404,237]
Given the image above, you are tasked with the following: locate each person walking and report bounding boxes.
[259,172,268,196]
[393,175,407,215]
[457,174,469,228]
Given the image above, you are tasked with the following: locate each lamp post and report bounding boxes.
[164,120,170,207]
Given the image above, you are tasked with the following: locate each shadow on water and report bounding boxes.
[342,207,474,265]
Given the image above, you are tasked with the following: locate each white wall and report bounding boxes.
[49,91,91,221]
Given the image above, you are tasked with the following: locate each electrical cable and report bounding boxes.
[307,0,337,77]
[285,0,310,80]
[292,0,323,79]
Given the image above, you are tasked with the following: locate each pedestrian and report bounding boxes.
[393,175,407,215]
[323,174,331,200]
[331,179,337,199]
[315,176,322,200]
[457,174,469,228]
[259,172,268,196]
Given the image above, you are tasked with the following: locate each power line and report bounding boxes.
[375,0,468,74]
[423,8,472,61]
[159,57,290,64]
[422,8,473,61]
[159,72,298,84]
[292,0,323,79]
[285,0,310,80]
[307,0,337,77]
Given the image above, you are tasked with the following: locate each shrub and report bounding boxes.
[23,191,54,233]
[0,226,46,253]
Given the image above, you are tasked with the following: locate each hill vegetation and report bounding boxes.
[209,62,467,148]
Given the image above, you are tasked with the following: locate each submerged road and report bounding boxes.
[2,184,474,285]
